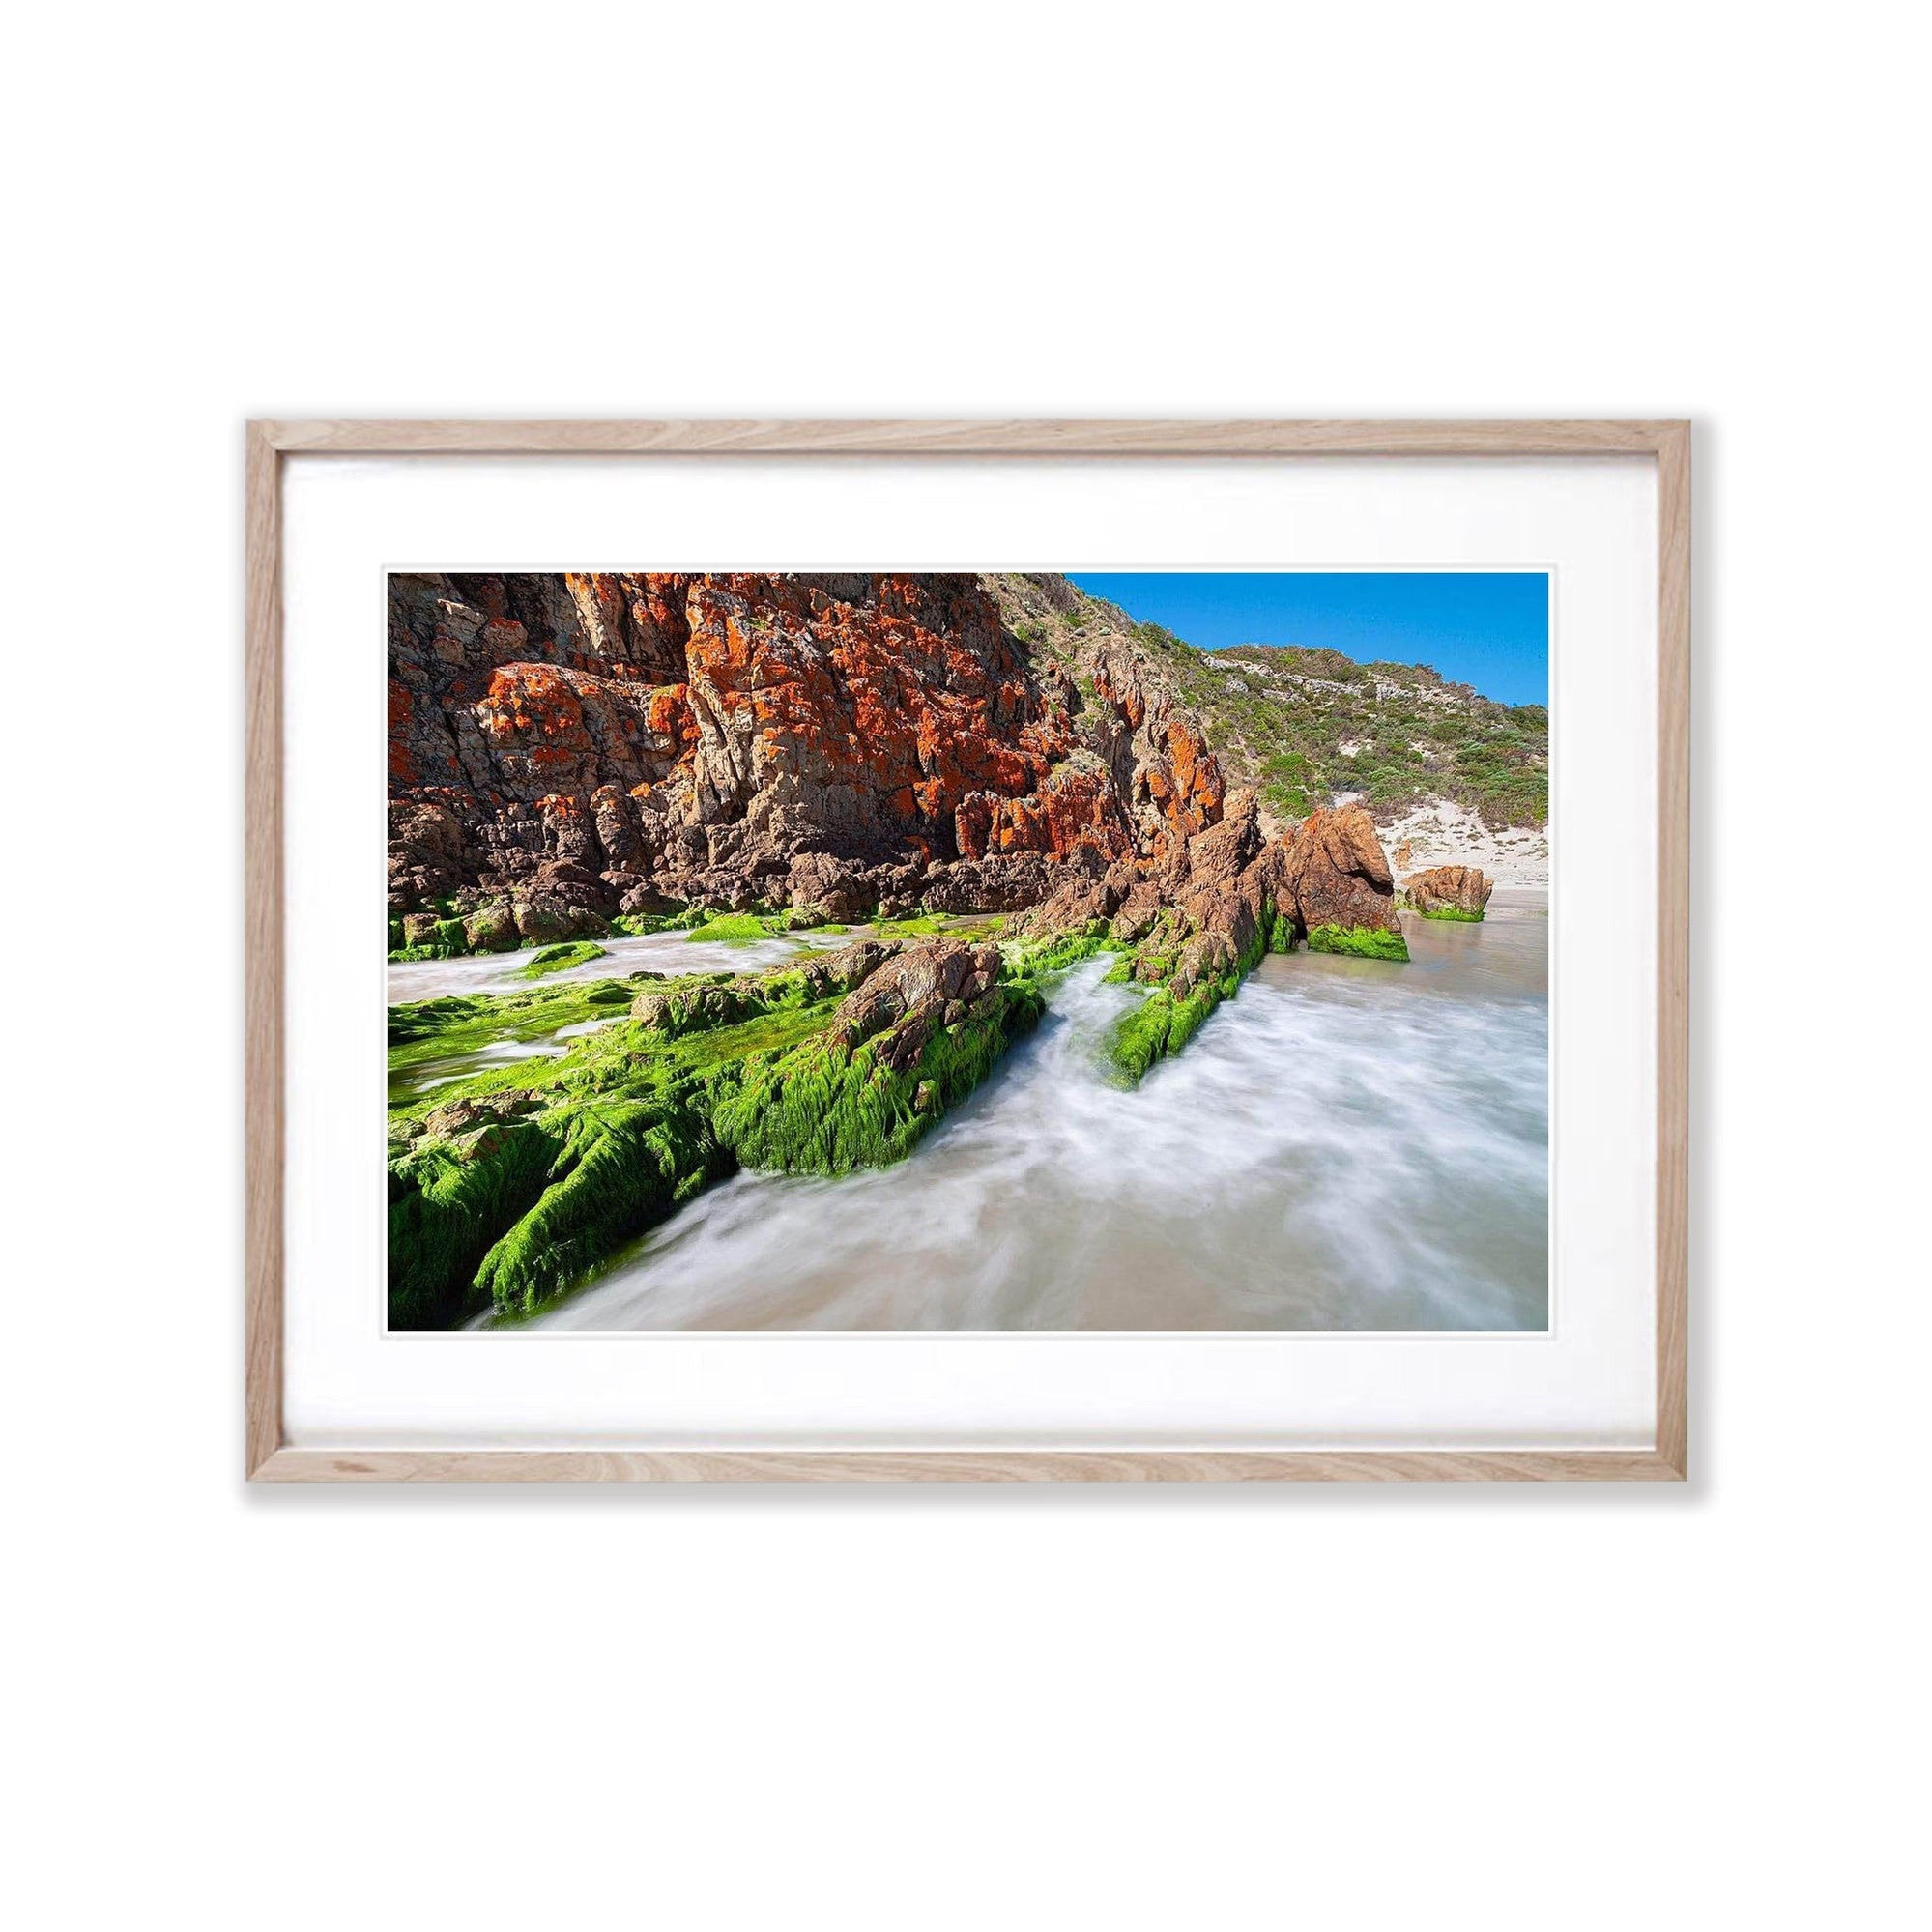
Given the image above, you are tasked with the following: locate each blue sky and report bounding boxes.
[1067,572,1549,707]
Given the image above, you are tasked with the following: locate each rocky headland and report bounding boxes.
[386,572,1465,1329]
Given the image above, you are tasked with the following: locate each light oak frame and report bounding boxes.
[245,419,1689,1483]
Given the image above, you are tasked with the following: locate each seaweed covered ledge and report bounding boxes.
[386,793,1411,1328]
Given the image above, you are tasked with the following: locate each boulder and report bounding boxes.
[509,885,610,944]
[788,851,873,922]
[630,938,903,1032]
[461,900,520,953]
[924,853,1061,913]
[1403,864,1494,918]
[1277,804,1402,938]
[826,938,1003,1071]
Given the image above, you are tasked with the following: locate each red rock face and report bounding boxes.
[1279,805,1404,936]
[1402,864,1494,916]
[387,571,1226,915]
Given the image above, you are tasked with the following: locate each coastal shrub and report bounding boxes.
[1306,924,1410,962]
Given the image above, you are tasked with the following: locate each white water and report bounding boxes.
[387,926,856,1006]
[388,927,864,1099]
[525,897,1550,1332]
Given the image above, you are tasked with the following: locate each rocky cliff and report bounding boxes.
[386,571,1421,1328]
[389,571,1226,939]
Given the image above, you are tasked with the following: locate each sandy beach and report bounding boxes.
[1376,794,1550,889]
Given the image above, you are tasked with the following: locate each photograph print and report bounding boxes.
[387,569,1550,1332]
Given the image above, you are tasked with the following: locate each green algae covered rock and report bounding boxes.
[1306,923,1411,961]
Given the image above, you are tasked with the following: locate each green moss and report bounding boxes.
[515,940,610,977]
[684,913,778,943]
[388,1120,561,1329]
[390,937,1056,1323]
[388,985,847,1323]
[388,913,471,962]
[1306,923,1411,961]
[1099,900,1288,1085]
[1422,906,1485,922]
[1105,983,1222,1087]
[872,913,947,940]
[711,982,1044,1175]
[387,978,640,1097]
[1006,920,1112,979]
[1108,993,1172,1084]
[472,1098,732,1318]
[610,907,704,937]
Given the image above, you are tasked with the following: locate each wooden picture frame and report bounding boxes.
[246,418,1689,1483]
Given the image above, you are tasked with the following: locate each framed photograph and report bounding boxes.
[246,419,1688,1482]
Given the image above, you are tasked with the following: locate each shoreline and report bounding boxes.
[1376,794,1550,890]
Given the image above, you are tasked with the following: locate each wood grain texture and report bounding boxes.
[257,418,1682,458]
[244,423,284,1477]
[252,1447,1685,1485]
[243,418,1691,1484]
[1655,423,1692,1477]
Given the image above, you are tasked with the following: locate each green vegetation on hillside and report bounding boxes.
[984,573,1547,830]
[1174,645,1546,829]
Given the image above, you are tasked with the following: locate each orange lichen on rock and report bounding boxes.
[1159,716,1223,833]
[388,570,1231,918]
[646,682,693,740]
[677,574,1089,858]
[478,664,589,746]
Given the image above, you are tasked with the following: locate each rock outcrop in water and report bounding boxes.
[389,572,1229,937]
[1278,804,1408,956]
[1003,792,1408,1081]
[388,930,1050,1326]
[386,572,1428,1328]
[1402,864,1494,920]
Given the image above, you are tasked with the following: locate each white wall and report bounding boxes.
[10,5,1924,1928]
